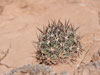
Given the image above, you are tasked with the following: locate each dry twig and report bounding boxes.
[0,41,15,69]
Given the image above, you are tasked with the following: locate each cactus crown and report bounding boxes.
[35,20,83,65]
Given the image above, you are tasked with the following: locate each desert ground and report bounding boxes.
[0,0,100,75]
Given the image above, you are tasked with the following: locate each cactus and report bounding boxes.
[35,20,83,65]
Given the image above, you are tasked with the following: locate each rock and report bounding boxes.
[5,64,57,75]
[75,60,100,75]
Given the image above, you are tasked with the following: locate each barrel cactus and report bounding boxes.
[35,20,83,65]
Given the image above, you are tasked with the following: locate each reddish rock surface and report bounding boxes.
[0,0,100,75]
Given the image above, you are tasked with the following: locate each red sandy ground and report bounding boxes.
[0,0,100,75]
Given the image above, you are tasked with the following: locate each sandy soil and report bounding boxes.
[0,0,100,75]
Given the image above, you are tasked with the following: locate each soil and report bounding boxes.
[0,0,100,75]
